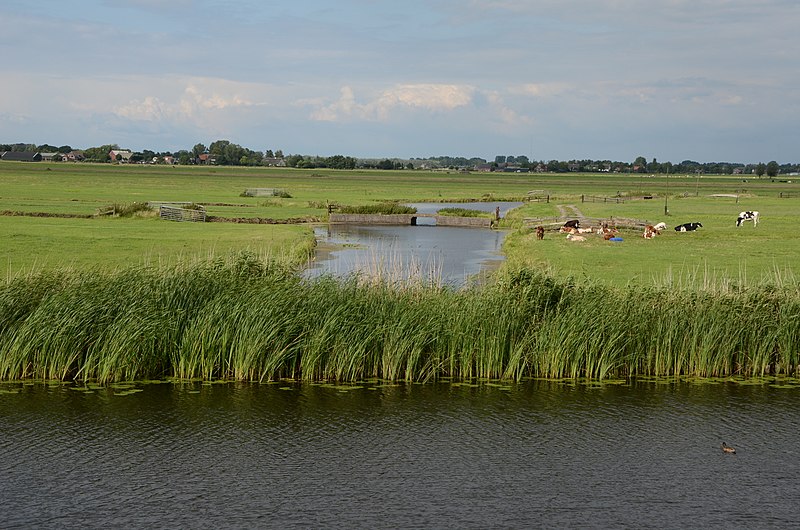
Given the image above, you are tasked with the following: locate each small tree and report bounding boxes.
[766,160,779,177]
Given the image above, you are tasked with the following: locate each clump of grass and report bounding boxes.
[436,207,488,218]
[97,202,154,217]
[337,203,417,215]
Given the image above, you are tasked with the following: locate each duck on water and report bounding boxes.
[721,442,736,454]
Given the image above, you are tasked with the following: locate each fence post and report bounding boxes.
[581,194,584,203]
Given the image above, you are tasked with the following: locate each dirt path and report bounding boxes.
[555,204,586,219]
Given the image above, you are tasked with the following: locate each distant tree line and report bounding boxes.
[1,141,797,176]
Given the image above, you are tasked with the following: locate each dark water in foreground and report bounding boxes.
[1,380,798,529]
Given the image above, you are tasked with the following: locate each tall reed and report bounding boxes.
[1,257,798,383]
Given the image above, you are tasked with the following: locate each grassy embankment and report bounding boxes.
[1,162,799,382]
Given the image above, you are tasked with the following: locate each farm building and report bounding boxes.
[0,151,42,162]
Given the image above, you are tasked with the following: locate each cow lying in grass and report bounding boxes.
[643,224,660,239]
[601,226,618,240]
[560,220,580,233]
[675,222,703,232]
[653,222,667,231]
[736,211,759,227]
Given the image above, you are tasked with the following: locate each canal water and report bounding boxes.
[1,380,798,529]
[305,202,522,286]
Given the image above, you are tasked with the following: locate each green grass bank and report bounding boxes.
[2,256,798,383]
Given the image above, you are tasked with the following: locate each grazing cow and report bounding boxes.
[653,222,667,231]
[643,224,659,239]
[736,211,759,227]
[674,222,703,232]
[536,226,545,240]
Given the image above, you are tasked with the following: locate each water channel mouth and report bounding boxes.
[305,202,521,286]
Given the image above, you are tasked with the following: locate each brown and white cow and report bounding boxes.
[643,224,660,239]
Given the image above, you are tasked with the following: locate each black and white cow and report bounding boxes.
[674,222,703,232]
[736,211,759,227]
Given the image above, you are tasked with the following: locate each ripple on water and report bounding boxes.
[1,380,798,528]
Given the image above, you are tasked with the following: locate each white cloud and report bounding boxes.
[309,86,358,122]
[309,84,475,122]
[511,83,574,98]
[110,79,259,125]
[115,96,171,121]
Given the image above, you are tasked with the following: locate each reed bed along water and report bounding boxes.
[1,254,798,383]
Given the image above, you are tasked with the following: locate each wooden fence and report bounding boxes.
[159,205,206,222]
[526,195,550,203]
[581,195,625,204]
[523,216,652,229]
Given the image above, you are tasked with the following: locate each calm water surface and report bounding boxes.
[1,380,798,529]
[306,225,508,286]
[305,202,521,285]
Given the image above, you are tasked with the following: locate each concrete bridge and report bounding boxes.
[329,213,493,228]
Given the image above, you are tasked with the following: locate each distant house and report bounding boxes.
[1,151,42,162]
[263,157,286,167]
[502,166,530,173]
[109,149,133,163]
[66,150,84,162]
[40,152,59,161]
[197,153,218,165]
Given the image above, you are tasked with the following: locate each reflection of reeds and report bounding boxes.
[308,242,448,289]
[351,246,444,289]
[1,256,799,383]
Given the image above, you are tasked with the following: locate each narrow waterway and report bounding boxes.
[304,202,521,286]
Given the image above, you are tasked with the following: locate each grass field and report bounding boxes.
[1,160,799,284]
[2,161,799,382]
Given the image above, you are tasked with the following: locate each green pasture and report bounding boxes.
[1,161,798,284]
[0,216,311,278]
[504,192,799,285]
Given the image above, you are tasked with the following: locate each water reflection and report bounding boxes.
[305,225,508,286]
[305,202,521,286]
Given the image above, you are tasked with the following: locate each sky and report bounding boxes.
[1,0,798,163]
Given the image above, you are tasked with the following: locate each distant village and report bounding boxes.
[1,141,797,176]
